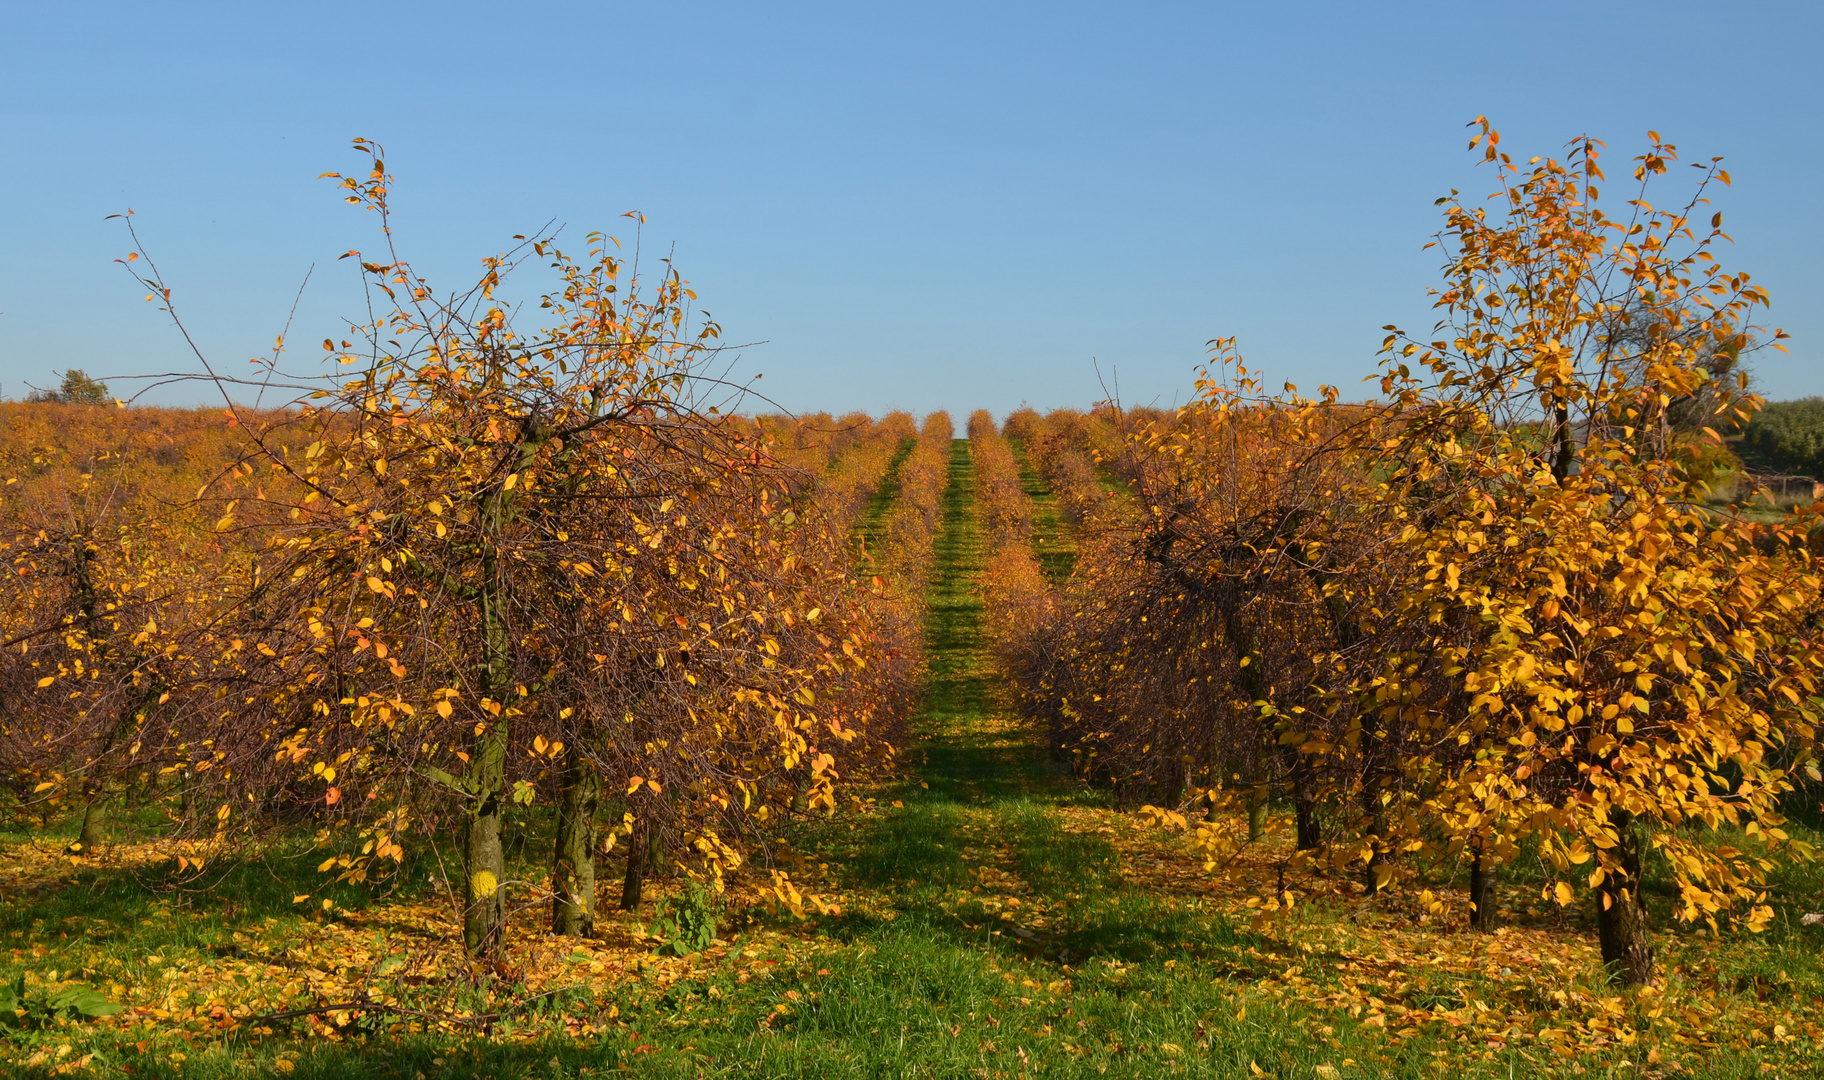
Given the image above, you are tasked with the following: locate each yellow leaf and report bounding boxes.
[434,700,453,718]
[37,677,54,688]
[1553,881,1575,906]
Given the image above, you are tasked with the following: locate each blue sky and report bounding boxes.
[3,1,1819,418]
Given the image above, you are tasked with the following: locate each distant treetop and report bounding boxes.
[25,369,110,405]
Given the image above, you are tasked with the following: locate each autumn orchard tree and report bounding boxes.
[1035,360,1396,862]
[1096,123,1819,986]
[1364,122,1820,983]
[117,143,886,961]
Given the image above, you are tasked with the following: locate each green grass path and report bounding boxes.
[852,436,915,559]
[698,439,1300,1078]
[1007,438,1077,585]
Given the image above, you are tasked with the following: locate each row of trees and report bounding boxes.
[0,146,920,966]
[1741,397,1824,478]
[871,414,955,619]
[992,125,1822,984]
[1004,408,1119,529]
[969,412,1054,697]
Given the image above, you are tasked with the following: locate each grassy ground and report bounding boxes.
[852,436,915,563]
[3,439,1822,1077]
[1006,439,1077,584]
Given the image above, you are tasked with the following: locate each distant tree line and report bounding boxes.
[1741,397,1824,477]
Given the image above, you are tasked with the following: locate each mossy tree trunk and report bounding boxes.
[551,746,601,937]
[75,793,109,852]
[1246,789,1268,842]
[1244,735,1268,842]
[462,723,509,961]
[462,526,514,963]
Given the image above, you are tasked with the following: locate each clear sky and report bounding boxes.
[3,1,1819,419]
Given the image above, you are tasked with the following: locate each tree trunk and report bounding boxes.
[1295,795,1319,851]
[74,791,109,853]
[1203,726,1223,823]
[464,515,515,962]
[1469,844,1496,931]
[1596,808,1654,986]
[462,724,509,962]
[1364,842,1385,894]
[1165,761,1187,812]
[124,769,151,810]
[620,814,654,912]
[1361,783,1387,895]
[1551,396,1574,481]
[1226,612,1267,836]
[551,748,600,937]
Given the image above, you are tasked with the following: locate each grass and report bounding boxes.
[1005,438,1079,584]
[2,438,1822,1077]
[851,436,916,562]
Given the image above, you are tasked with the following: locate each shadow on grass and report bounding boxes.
[0,842,403,939]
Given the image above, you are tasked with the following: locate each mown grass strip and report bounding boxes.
[851,436,915,559]
[1007,438,1079,585]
